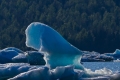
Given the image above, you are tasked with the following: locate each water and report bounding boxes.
[83,62,120,73]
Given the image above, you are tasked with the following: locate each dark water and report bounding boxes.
[83,62,120,72]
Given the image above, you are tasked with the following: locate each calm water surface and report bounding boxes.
[83,62,120,72]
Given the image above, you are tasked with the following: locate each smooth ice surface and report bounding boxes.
[25,22,84,69]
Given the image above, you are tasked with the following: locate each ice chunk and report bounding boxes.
[0,49,19,63]
[0,47,24,64]
[105,49,120,60]
[109,72,120,80]
[12,51,46,65]
[25,51,46,65]
[25,22,84,69]
[0,63,30,79]
[8,65,80,80]
[113,49,120,54]
[0,63,45,80]
[8,67,50,80]
[0,49,19,59]
[0,48,46,65]
[7,64,120,80]
[51,65,77,80]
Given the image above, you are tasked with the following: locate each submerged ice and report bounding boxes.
[25,22,84,69]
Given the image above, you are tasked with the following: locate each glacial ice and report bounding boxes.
[3,47,23,53]
[25,22,84,69]
[24,22,120,80]
[8,66,50,80]
[9,65,78,80]
[105,49,120,59]
[0,47,23,63]
[25,51,46,65]
[0,47,45,65]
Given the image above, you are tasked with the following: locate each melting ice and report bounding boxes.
[0,22,120,80]
[25,22,84,69]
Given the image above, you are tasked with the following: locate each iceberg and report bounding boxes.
[0,47,45,65]
[25,22,84,69]
[25,51,46,65]
[0,47,24,64]
[104,49,120,60]
[24,22,120,80]
[12,50,46,65]
[12,53,27,63]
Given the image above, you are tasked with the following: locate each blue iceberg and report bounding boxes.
[105,49,120,60]
[25,22,84,69]
[0,47,24,64]
[0,47,45,65]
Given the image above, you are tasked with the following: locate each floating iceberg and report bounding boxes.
[0,47,45,65]
[25,51,46,65]
[104,49,120,60]
[25,22,84,69]
[0,47,24,64]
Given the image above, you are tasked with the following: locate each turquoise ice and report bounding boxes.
[25,22,84,69]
